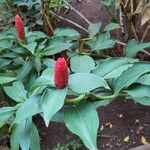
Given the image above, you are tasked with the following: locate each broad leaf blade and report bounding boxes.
[0,76,16,84]
[125,40,150,57]
[114,62,150,93]
[69,73,109,94]
[64,102,99,150]
[41,87,68,127]
[88,23,101,38]
[4,81,27,102]
[70,55,95,73]
[93,57,138,78]
[15,95,42,123]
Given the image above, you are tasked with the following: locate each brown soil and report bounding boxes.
[39,98,150,150]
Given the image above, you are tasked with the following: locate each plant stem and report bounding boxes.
[80,52,110,58]
[140,22,150,43]
[50,11,88,33]
[63,0,91,25]
[65,92,118,105]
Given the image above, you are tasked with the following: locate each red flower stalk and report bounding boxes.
[54,57,69,89]
[15,14,25,40]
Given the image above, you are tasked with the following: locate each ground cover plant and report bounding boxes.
[0,0,150,150]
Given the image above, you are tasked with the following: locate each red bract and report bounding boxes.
[54,57,69,89]
[15,14,25,40]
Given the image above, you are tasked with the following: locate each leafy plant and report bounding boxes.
[0,7,150,150]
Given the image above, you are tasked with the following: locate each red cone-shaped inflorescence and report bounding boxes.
[54,57,69,89]
[15,14,25,40]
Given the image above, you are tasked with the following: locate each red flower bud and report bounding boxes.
[54,58,68,89]
[15,14,25,40]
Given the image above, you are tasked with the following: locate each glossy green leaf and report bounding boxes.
[101,0,115,6]
[125,85,150,98]
[0,76,16,84]
[88,23,101,38]
[70,55,95,73]
[93,57,137,78]
[114,62,150,93]
[64,102,99,150]
[0,39,12,49]
[0,58,11,69]
[21,42,37,54]
[43,58,55,68]
[133,97,150,106]
[35,56,41,73]
[125,40,150,57]
[54,28,80,39]
[4,81,27,102]
[32,68,54,91]
[69,73,109,94]
[86,33,115,51]
[17,61,33,80]
[43,38,72,56]
[41,87,68,126]
[11,118,41,150]
[136,74,150,85]
[14,95,42,123]
[104,23,120,32]
[0,107,15,128]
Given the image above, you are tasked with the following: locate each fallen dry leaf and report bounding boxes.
[124,136,130,142]
[100,125,104,131]
[141,3,150,26]
[117,113,123,118]
[141,136,148,145]
[132,0,145,15]
[110,124,113,129]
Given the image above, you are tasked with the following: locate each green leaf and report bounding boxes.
[0,39,12,49]
[70,55,95,73]
[43,38,72,56]
[32,68,54,91]
[93,99,111,108]
[54,28,80,40]
[0,107,15,128]
[69,73,109,94]
[114,62,150,93]
[14,95,42,123]
[0,58,11,69]
[11,118,41,150]
[88,23,101,38]
[86,33,115,51]
[35,56,41,73]
[21,42,37,54]
[17,61,33,80]
[125,40,150,57]
[43,58,55,68]
[64,102,99,150]
[136,74,150,85]
[125,85,150,98]
[101,0,115,6]
[26,31,46,42]
[132,97,150,106]
[30,122,41,150]
[41,87,68,127]
[93,57,137,79]
[51,111,64,123]
[4,81,27,102]
[104,23,120,32]
[0,76,16,84]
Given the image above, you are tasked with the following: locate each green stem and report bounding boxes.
[63,0,91,25]
[65,92,118,105]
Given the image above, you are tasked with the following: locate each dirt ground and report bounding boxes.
[38,98,150,150]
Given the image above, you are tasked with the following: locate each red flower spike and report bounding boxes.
[54,57,69,89]
[15,14,25,40]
